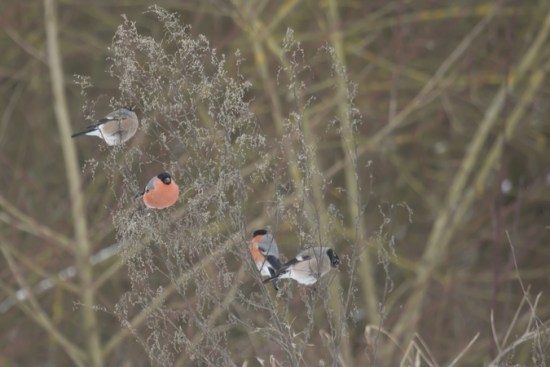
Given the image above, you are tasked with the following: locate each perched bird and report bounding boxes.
[263,247,340,286]
[71,106,138,146]
[249,229,283,291]
[135,172,179,209]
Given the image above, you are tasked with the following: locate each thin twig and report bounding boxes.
[490,310,502,354]
[44,0,103,365]
[368,5,498,146]
[0,244,88,366]
[501,284,530,347]
[446,332,480,367]
[392,7,550,342]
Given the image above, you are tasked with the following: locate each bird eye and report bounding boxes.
[163,177,171,184]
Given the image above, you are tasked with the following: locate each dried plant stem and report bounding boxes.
[232,1,301,202]
[239,6,347,365]
[368,5,498,147]
[445,332,479,367]
[255,0,301,44]
[486,233,548,366]
[174,265,247,367]
[490,310,502,354]
[344,4,517,35]
[44,0,103,366]
[7,244,81,294]
[286,69,350,367]
[487,326,550,367]
[90,250,123,291]
[103,144,362,358]
[0,193,73,250]
[0,243,88,367]
[327,0,379,327]
[230,1,292,72]
[324,1,368,366]
[103,219,263,357]
[392,7,550,343]
[502,285,530,348]
[473,59,550,194]
[249,38,304,194]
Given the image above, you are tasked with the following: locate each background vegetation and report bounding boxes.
[1,1,549,366]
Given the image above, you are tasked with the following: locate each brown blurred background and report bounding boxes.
[1,0,550,366]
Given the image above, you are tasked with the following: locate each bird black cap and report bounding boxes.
[252,229,268,238]
[327,248,340,268]
[157,172,172,184]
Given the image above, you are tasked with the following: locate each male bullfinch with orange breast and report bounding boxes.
[263,247,340,286]
[135,172,179,209]
[71,106,138,146]
[249,229,283,291]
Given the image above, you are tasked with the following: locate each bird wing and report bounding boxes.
[98,116,133,136]
[267,267,279,291]
[134,176,157,199]
[280,255,312,270]
[144,176,157,192]
[261,254,312,285]
[257,235,280,258]
[265,255,282,271]
[293,251,331,277]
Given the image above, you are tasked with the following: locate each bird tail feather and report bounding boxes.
[71,127,97,138]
